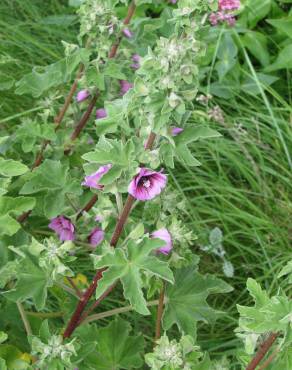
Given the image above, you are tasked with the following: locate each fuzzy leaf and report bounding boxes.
[95,318,144,369]
[163,265,233,336]
[15,49,90,97]
[0,196,36,236]
[93,238,174,315]
[0,158,28,177]
[3,256,49,310]
[237,278,292,334]
[19,160,81,218]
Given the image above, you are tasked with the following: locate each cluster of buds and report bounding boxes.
[31,335,76,368]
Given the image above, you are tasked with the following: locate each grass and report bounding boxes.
[0,0,291,368]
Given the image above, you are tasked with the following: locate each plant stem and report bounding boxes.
[154,282,166,343]
[258,348,279,370]
[246,333,279,370]
[17,301,32,337]
[63,133,156,338]
[63,269,105,338]
[67,91,99,144]
[82,299,159,325]
[109,1,136,59]
[25,311,64,318]
[76,194,98,220]
[56,281,81,299]
[54,64,85,126]
[110,194,135,247]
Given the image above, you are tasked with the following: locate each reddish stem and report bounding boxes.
[55,64,85,126]
[110,194,135,247]
[154,282,166,343]
[246,333,279,370]
[76,194,98,220]
[63,269,104,338]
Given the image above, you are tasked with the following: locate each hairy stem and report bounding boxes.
[17,301,32,337]
[83,299,160,325]
[154,282,166,343]
[246,333,279,370]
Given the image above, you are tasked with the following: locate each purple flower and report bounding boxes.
[76,89,90,103]
[96,108,107,119]
[219,0,240,10]
[119,80,133,96]
[128,168,167,201]
[132,54,140,63]
[122,28,133,38]
[88,227,104,247]
[169,0,177,3]
[171,127,184,136]
[49,216,75,241]
[95,215,103,222]
[82,164,112,190]
[152,228,173,255]
[131,54,141,70]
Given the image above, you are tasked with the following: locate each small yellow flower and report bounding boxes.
[19,352,34,363]
[73,273,88,286]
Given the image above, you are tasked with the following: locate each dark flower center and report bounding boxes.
[141,177,151,188]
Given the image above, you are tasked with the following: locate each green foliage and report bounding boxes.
[163,265,233,336]
[15,49,90,97]
[237,278,292,334]
[76,318,145,369]
[4,255,50,310]
[19,160,82,218]
[0,158,28,177]
[93,238,174,314]
[0,196,36,236]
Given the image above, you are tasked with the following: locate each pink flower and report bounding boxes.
[225,13,236,26]
[119,80,133,96]
[76,89,90,103]
[209,11,237,27]
[96,108,107,119]
[171,127,184,136]
[152,228,173,255]
[49,216,75,241]
[82,164,112,190]
[169,0,177,3]
[122,28,133,38]
[209,13,219,26]
[128,168,167,201]
[219,0,240,10]
[95,215,103,222]
[88,227,104,247]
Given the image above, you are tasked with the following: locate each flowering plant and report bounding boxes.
[0,0,291,369]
